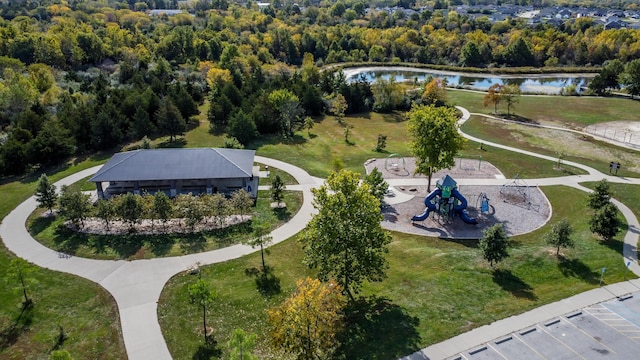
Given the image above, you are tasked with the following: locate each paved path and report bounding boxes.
[396,107,640,359]
[0,156,320,360]
[2,107,640,359]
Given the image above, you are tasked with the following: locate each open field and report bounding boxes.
[158,186,631,360]
[448,90,640,127]
[462,116,640,177]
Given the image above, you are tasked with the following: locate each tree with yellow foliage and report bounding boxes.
[268,278,345,360]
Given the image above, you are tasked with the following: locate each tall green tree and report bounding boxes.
[245,219,273,273]
[156,99,186,142]
[227,328,258,360]
[231,189,253,220]
[300,169,391,299]
[621,59,640,99]
[500,84,521,117]
[35,173,57,214]
[268,89,304,138]
[479,224,509,268]
[95,199,116,231]
[227,110,258,146]
[7,258,38,306]
[153,191,173,231]
[188,279,216,344]
[58,185,91,229]
[544,219,574,256]
[364,167,388,206]
[588,179,612,210]
[271,174,286,207]
[589,203,620,241]
[116,193,144,232]
[407,104,465,191]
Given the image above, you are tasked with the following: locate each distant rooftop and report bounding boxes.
[90,148,256,183]
[149,9,185,16]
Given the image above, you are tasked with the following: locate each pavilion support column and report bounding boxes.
[96,182,104,199]
[133,181,140,195]
[170,180,177,197]
[206,179,212,195]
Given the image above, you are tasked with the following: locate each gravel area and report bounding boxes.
[364,156,504,179]
[382,185,550,239]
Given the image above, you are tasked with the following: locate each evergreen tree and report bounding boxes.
[156,99,186,142]
[35,173,57,214]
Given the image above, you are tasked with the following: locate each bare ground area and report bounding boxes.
[364,156,504,179]
[382,185,550,239]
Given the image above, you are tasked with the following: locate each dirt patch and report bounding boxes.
[583,121,640,148]
[364,157,504,179]
[382,185,550,239]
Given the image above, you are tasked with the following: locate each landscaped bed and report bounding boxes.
[28,190,303,260]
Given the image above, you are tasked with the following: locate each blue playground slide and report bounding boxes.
[412,188,478,224]
[411,188,441,221]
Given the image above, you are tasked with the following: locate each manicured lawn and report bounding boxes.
[0,153,127,359]
[582,182,640,220]
[256,164,298,186]
[448,90,640,126]
[462,116,640,177]
[28,190,303,260]
[158,185,631,360]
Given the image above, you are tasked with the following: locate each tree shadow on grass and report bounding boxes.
[273,206,292,221]
[245,266,281,297]
[28,215,56,235]
[53,225,88,254]
[336,296,421,360]
[492,269,537,300]
[179,234,208,254]
[0,301,34,350]
[557,257,599,284]
[146,235,174,256]
[157,137,187,148]
[192,338,222,360]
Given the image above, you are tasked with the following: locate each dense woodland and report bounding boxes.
[2,0,640,176]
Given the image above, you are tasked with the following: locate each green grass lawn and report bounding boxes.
[448,90,640,127]
[0,152,127,359]
[462,116,640,177]
[28,191,303,260]
[158,185,632,360]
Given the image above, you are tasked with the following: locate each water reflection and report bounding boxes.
[345,69,592,94]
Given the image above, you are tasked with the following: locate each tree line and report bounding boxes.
[36,174,255,234]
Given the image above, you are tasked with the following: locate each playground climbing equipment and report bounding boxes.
[411,174,478,225]
[500,175,540,211]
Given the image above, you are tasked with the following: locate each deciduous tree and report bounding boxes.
[231,189,253,220]
[479,224,509,268]
[407,104,465,191]
[153,191,173,231]
[271,174,285,207]
[188,279,216,344]
[588,179,612,210]
[300,169,391,298]
[245,219,273,273]
[483,84,503,114]
[95,199,116,231]
[116,193,144,232]
[35,173,57,215]
[544,219,574,256]
[227,328,258,360]
[58,185,91,229]
[7,258,38,306]
[500,84,520,117]
[268,277,345,360]
[622,59,640,99]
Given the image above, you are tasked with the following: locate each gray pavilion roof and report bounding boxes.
[90,148,256,182]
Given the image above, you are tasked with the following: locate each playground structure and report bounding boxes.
[500,175,540,212]
[411,175,479,225]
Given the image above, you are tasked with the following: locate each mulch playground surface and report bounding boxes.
[365,157,551,239]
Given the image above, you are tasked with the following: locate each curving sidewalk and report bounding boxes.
[2,111,640,360]
[0,157,320,360]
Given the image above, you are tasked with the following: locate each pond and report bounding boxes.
[343,66,595,94]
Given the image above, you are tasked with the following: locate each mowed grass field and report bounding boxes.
[3,91,640,359]
[158,186,632,360]
[448,89,640,126]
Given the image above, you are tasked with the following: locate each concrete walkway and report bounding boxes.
[0,156,321,360]
[2,107,640,359]
[396,107,640,359]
